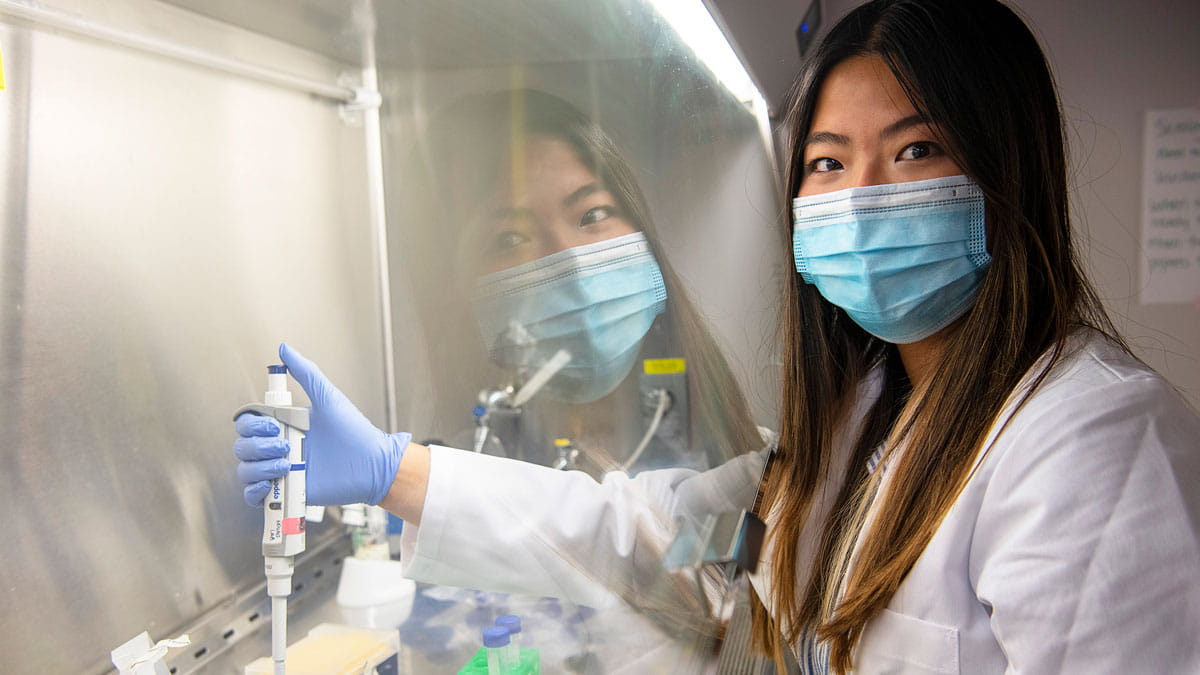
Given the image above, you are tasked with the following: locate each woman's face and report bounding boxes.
[476,135,637,275]
[797,55,961,197]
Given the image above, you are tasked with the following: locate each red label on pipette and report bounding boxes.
[282,517,305,535]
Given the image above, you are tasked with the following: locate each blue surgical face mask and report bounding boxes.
[473,231,667,403]
[791,175,990,344]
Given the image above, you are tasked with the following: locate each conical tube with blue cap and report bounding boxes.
[481,626,512,675]
[495,615,522,667]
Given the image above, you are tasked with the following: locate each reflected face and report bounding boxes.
[798,55,962,197]
[477,136,637,275]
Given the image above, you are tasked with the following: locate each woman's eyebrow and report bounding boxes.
[563,182,603,207]
[880,114,930,140]
[803,130,850,147]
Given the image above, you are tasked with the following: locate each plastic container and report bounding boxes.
[243,623,399,675]
[336,556,416,628]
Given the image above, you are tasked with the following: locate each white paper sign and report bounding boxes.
[1141,107,1200,305]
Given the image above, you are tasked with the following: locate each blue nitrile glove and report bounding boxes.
[233,343,410,507]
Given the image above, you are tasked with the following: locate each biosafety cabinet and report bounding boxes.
[0,0,783,672]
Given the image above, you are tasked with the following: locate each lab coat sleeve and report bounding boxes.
[969,375,1200,673]
[399,445,706,609]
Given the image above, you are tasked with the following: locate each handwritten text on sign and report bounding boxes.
[1142,107,1200,305]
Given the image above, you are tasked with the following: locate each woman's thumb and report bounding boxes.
[278,343,329,405]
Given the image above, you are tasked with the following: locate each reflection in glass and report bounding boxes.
[392,88,773,669]
[400,89,762,475]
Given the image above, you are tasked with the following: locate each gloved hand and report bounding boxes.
[233,343,410,507]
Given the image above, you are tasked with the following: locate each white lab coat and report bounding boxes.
[842,330,1200,674]
[401,329,1200,673]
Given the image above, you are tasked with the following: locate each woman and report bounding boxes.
[751,0,1200,671]
[234,1,1200,671]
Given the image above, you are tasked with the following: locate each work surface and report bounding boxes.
[192,560,718,674]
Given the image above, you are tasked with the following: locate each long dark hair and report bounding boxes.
[751,0,1123,670]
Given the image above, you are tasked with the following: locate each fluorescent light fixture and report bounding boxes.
[646,0,767,109]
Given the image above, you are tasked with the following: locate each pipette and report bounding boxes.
[235,364,310,675]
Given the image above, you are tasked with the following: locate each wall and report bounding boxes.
[1015,0,1200,406]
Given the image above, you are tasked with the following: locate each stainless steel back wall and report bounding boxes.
[0,1,384,671]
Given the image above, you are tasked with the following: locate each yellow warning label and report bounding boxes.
[1,44,5,90]
[643,358,686,375]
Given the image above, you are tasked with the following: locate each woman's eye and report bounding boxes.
[580,206,616,227]
[898,141,941,161]
[806,157,843,174]
[490,230,528,251]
